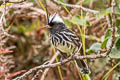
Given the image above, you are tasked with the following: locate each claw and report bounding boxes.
[60,57,63,64]
[71,53,75,59]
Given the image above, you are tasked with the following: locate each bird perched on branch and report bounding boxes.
[45,12,90,74]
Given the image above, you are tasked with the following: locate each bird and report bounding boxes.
[45,13,90,74]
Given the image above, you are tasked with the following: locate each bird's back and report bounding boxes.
[49,26,82,54]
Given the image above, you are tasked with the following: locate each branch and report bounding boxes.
[53,0,99,14]
[11,1,116,80]
[0,0,26,5]
[106,0,116,55]
[40,51,59,80]
[13,53,106,80]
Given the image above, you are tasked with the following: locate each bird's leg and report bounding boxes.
[57,49,69,58]
[59,52,68,65]
[60,57,63,64]
[71,47,77,59]
[71,52,76,59]
[57,49,69,64]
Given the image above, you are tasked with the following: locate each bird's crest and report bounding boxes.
[48,13,64,24]
[45,0,64,25]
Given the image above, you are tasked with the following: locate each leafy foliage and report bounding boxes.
[0,0,120,80]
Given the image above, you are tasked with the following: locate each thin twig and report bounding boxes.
[0,0,26,5]
[10,1,116,80]
[31,51,60,80]
[53,0,99,14]
[8,0,26,3]
[106,0,116,55]
[13,53,107,80]
[31,70,42,80]
[40,51,59,80]
[0,0,6,49]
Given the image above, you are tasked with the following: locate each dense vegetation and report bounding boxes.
[0,0,120,80]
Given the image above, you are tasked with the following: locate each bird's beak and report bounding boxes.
[45,25,52,28]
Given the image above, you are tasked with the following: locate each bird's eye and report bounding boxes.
[49,22,54,26]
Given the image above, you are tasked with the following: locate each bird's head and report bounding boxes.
[48,13,64,25]
[45,13,65,29]
[44,1,65,31]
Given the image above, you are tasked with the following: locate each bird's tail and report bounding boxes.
[75,59,91,74]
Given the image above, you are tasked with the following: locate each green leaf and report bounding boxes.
[101,38,109,49]
[87,49,94,54]
[102,61,120,80]
[90,43,101,52]
[112,73,120,80]
[116,19,120,27]
[64,19,72,28]
[83,0,91,4]
[105,28,112,39]
[71,16,80,25]
[71,16,89,26]
[115,37,120,50]
[106,7,120,15]
[26,22,35,32]
[18,25,26,33]
[109,48,120,58]
[106,38,112,49]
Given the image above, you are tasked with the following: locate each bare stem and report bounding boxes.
[13,53,107,80]
[53,0,99,14]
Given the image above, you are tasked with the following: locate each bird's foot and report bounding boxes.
[60,57,64,65]
[71,53,75,59]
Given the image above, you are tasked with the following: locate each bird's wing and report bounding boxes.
[62,28,81,46]
[61,28,82,53]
